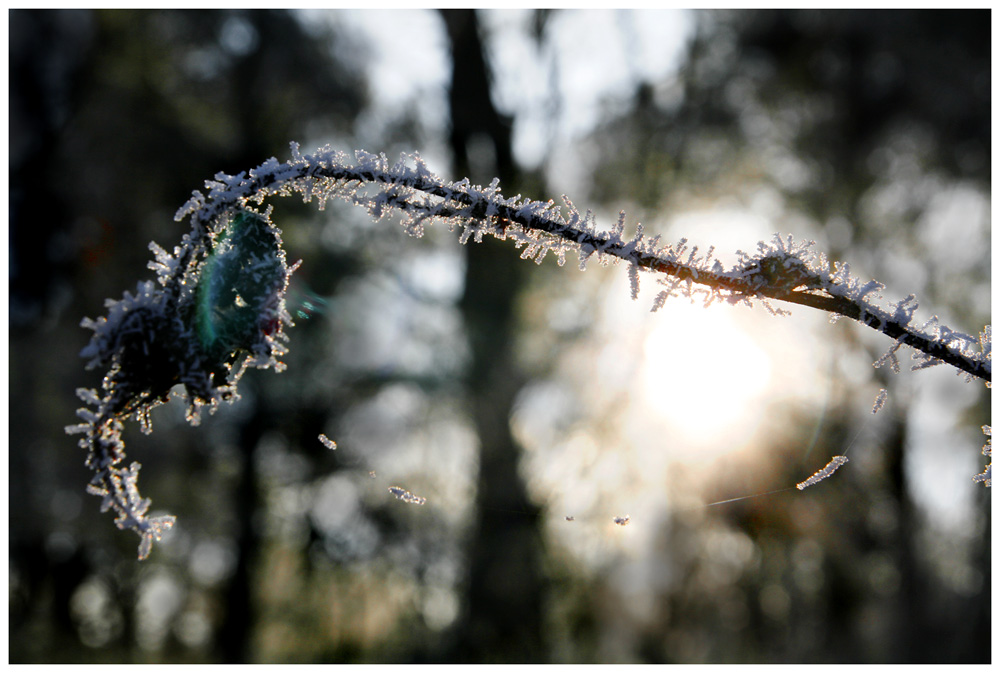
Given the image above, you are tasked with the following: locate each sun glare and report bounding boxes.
[640,300,773,453]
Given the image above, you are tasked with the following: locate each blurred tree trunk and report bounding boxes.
[216,396,264,663]
[207,10,365,661]
[439,9,547,663]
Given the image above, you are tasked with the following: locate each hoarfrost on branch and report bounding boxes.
[68,143,991,559]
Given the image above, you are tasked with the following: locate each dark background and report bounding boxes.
[9,9,990,663]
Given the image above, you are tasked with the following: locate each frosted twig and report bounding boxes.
[174,144,989,383]
[71,143,991,558]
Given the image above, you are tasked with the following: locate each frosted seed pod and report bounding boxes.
[745,253,821,292]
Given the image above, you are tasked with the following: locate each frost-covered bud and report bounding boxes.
[195,210,289,360]
[743,253,821,293]
[69,207,296,559]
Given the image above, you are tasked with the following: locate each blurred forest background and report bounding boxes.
[8,8,990,663]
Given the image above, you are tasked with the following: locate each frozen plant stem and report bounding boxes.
[177,143,990,382]
[69,143,991,559]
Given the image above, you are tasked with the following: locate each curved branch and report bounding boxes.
[173,144,989,384]
[69,143,991,558]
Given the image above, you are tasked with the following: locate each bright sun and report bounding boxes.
[640,300,773,453]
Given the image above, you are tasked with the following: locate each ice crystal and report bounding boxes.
[872,389,888,415]
[973,425,991,487]
[613,515,631,526]
[388,486,427,506]
[796,456,849,490]
[318,433,338,450]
